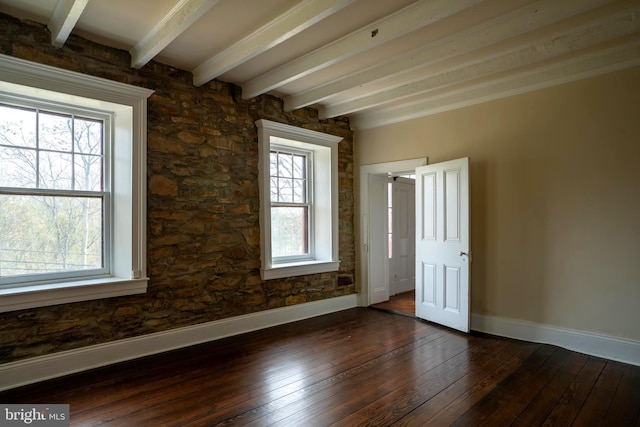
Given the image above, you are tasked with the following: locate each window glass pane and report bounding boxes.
[74,154,102,191]
[271,206,308,257]
[292,178,305,203]
[0,105,36,148]
[292,154,305,179]
[278,152,293,178]
[0,194,103,277]
[39,111,72,152]
[270,152,278,177]
[74,117,102,155]
[270,150,308,204]
[39,151,73,190]
[278,177,293,203]
[270,177,278,202]
[0,146,37,188]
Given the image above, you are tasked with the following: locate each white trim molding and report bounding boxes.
[256,119,342,280]
[0,278,148,313]
[0,54,153,312]
[472,313,640,367]
[0,294,358,391]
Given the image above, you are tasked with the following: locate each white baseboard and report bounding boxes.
[471,313,640,367]
[0,294,358,391]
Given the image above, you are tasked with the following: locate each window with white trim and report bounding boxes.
[256,120,341,280]
[270,147,311,261]
[1,102,110,284]
[0,54,153,313]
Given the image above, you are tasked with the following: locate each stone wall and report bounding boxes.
[0,14,356,363]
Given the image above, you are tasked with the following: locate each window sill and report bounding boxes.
[0,277,149,313]
[261,260,340,280]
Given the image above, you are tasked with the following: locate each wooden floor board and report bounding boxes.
[390,340,531,427]
[422,343,545,426]
[296,337,482,426]
[540,356,606,426]
[602,364,640,426]
[76,312,434,425]
[0,308,638,427]
[510,350,589,427]
[472,346,566,426]
[246,332,469,426]
[338,342,508,425]
[181,320,450,426]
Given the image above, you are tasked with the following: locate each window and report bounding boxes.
[1,103,109,284]
[270,148,311,260]
[256,120,341,280]
[0,53,153,312]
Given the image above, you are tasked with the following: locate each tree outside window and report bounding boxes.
[0,103,107,283]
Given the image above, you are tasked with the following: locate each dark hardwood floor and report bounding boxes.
[1,308,639,426]
[370,290,416,317]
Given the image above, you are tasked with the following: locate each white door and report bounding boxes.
[368,174,390,304]
[390,178,415,295]
[415,157,470,332]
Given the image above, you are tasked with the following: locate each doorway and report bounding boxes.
[388,176,416,297]
[358,158,426,308]
[374,176,416,317]
[360,157,471,332]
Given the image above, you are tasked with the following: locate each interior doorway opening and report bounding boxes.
[388,176,416,297]
[358,158,426,308]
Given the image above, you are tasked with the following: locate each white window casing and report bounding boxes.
[256,119,342,280]
[0,54,153,312]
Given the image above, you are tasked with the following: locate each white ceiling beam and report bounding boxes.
[130,0,220,69]
[48,0,89,48]
[241,0,485,99]
[193,0,355,87]
[349,38,640,130]
[285,0,614,111]
[320,7,640,118]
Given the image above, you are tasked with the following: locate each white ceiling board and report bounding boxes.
[280,0,534,104]
[348,36,640,129]
[131,0,220,69]
[298,0,630,108]
[155,0,299,71]
[240,0,486,98]
[192,0,355,86]
[219,0,417,85]
[72,0,181,50]
[2,0,638,130]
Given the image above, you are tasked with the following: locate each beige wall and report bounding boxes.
[355,66,640,341]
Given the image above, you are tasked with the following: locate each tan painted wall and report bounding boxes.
[355,66,640,341]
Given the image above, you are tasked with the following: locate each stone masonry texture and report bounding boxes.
[0,14,356,363]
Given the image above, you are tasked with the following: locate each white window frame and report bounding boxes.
[0,54,153,313]
[269,145,313,263]
[0,100,112,285]
[256,119,341,280]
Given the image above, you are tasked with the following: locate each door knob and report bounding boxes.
[459,251,472,262]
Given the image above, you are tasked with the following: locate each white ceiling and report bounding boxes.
[1,0,639,130]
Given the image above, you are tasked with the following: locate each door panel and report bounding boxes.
[445,169,460,241]
[421,173,436,240]
[421,262,436,305]
[390,178,415,295]
[415,157,470,332]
